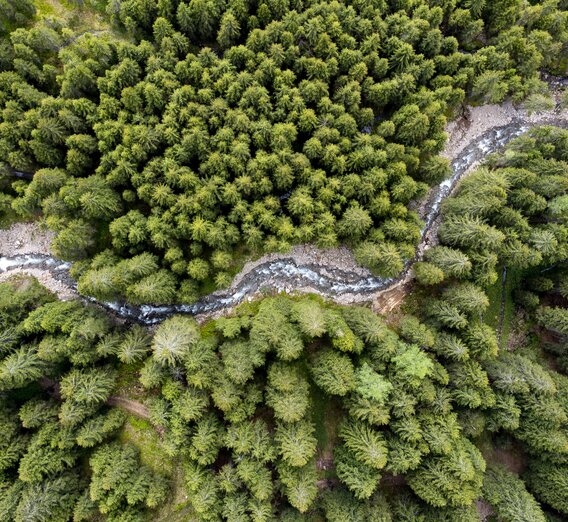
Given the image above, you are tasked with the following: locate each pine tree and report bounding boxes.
[525,459,568,516]
[310,349,355,396]
[442,283,489,315]
[413,262,445,285]
[398,316,435,348]
[0,346,49,390]
[322,487,392,522]
[339,420,388,470]
[424,247,472,279]
[266,363,310,423]
[407,438,485,507]
[152,316,200,366]
[278,461,318,513]
[482,465,546,522]
[189,415,224,466]
[117,326,151,364]
[334,446,381,500]
[220,340,264,385]
[59,367,116,405]
[274,420,317,468]
[14,473,83,522]
[291,299,326,338]
[75,409,126,448]
[536,306,568,337]
[439,214,505,252]
[392,344,434,388]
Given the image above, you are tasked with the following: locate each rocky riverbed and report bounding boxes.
[1,99,567,323]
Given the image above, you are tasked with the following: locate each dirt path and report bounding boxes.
[107,395,150,419]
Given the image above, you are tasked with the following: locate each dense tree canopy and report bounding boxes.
[3,124,568,516]
[1,0,567,304]
[1,0,568,519]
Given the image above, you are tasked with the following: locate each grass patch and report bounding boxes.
[114,361,148,400]
[483,266,523,349]
[500,268,523,348]
[118,415,174,475]
[34,0,111,33]
[311,385,342,465]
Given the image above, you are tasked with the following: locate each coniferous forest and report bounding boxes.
[1,0,568,520]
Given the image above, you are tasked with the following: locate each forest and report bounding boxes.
[1,0,568,521]
[2,128,568,519]
[1,0,567,301]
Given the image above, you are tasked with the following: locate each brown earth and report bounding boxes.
[107,395,151,419]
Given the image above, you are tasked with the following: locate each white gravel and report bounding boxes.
[443,99,568,162]
[0,268,76,300]
[230,244,373,289]
[0,221,54,256]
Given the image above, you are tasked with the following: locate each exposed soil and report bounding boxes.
[372,281,412,316]
[0,268,75,300]
[107,395,151,420]
[0,221,54,256]
[484,444,527,475]
[476,499,495,521]
[316,456,334,471]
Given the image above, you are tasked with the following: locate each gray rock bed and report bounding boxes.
[1,105,567,324]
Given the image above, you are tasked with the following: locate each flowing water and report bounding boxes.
[1,116,567,323]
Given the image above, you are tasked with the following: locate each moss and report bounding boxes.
[118,415,174,476]
[114,361,148,400]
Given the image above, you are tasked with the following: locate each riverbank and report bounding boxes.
[1,100,567,322]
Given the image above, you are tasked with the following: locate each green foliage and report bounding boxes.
[413,262,445,286]
[334,446,382,500]
[14,472,84,522]
[2,0,564,304]
[354,363,393,403]
[322,487,392,521]
[525,459,568,515]
[483,465,546,522]
[89,442,169,516]
[266,362,310,423]
[310,349,355,396]
[76,409,126,448]
[152,315,200,366]
[0,278,169,521]
[60,367,116,405]
[407,438,485,507]
[392,344,434,387]
[339,420,388,470]
[398,316,435,348]
[4,121,568,519]
[425,247,472,279]
[537,306,568,336]
[275,420,317,468]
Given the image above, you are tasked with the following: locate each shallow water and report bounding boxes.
[1,117,567,323]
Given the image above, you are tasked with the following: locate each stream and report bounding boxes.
[1,115,568,324]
